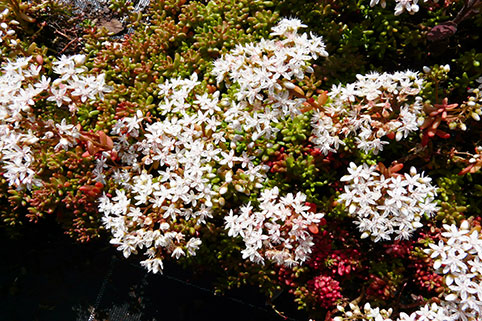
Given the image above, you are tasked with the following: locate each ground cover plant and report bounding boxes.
[1,0,482,319]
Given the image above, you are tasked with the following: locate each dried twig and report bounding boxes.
[58,36,79,55]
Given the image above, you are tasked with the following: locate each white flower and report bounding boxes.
[312,70,423,155]
[339,163,438,241]
[171,247,185,259]
[140,258,164,274]
[394,0,419,15]
[47,84,72,107]
[424,222,482,320]
[340,162,374,184]
[270,18,307,37]
[219,149,240,168]
[225,188,324,267]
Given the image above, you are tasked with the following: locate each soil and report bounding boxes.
[28,0,141,56]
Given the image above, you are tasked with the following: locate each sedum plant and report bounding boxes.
[0,0,482,320]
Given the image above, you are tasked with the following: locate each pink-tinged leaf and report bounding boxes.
[435,129,450,139]
[308,224,319,234]
[391,163,404,173]
[458,165,473,176]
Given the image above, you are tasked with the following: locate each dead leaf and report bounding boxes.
[98,18,124,35]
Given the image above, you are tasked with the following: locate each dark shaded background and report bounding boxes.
[1,221,303,321]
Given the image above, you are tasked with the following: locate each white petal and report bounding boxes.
[445,293,458,301]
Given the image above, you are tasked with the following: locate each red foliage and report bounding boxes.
[307,275,343,308]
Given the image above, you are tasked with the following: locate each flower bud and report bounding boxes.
[225,170,233,183]
[417,117,425,126]
[283,81,295,89]
[446,274,454,286]
[460,220,469,230]
[410,166,417,175]
[219,185,228,195]
[220,98,230,107]
[144,217,153,225]
[412,221,423,228]
[73,54,86,65]
[361,231,370,239]
[218,197,225,206]
[35,55,43,65]
[445,293,457,301]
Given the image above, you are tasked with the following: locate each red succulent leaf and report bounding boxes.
[309,224,319,234]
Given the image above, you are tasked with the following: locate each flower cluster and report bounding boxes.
[311,71,424,155]
[0,57,43,189]
[48,54,112,112]
[335,294,476,321]
[338,163,438,242]
[334,302,394,321]
[421,221,482,320]
[0,56,44,124]
[100,74,234,272]
[98,18,329,273]
[212,17,328,142]
[335,221,482,320]
[224,187,325,266]
[464,76,482,122]
[0,8,18,48]
[398,301,468,321]
[369,0,421,16]
[0,54,110,189]
[99,184,203,274]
